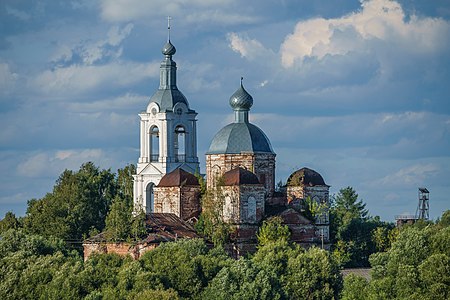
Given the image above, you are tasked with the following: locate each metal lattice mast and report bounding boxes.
[416,188,429,220]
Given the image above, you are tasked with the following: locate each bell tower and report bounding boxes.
[133,20,199,214]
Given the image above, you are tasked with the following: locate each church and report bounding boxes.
[84,28,330,259]
[131,31,330,254]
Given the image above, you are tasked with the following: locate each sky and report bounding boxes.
[1,0,449,221]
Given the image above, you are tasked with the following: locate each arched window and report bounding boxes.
[145,182,154,214]
[223,195,233,221]
[174,125,185,162]
[150,126,159,162]
[247,196,256,222]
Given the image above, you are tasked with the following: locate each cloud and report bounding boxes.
[280,0,450,68]
[33,61,158,96]
[227,32,275,61]
[5,6,31,21]
[99,0,257,25]
[66,93,147,113]
[17,149,105,178]
[52,23,134,66]
[0,63,18,94]
[248,111,450,158]
[373,163,440,187]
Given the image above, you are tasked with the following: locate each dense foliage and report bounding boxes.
[1,162,448,299]
[329,187,395,267]
[341,215,450,299]
[0,230,343,300]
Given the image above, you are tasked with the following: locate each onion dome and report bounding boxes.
[162,40,176,56]
[207,79,274,155]
[222,167,261,186]
[229,80,253,110]
[157,168,199,187]
[146,34,191,113]
[287,167,328,187]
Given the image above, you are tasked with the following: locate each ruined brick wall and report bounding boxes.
[221,185,265,224]
[206,153,276,196]
[83,242,160,261]
[180,186,201,220]
[83,242,132,261]
[154,186,181,216]
[288,224,316,243]
[221,186,240,223]
[83,243,107,261]
[153,186,201,221]
[287,185,330,225]
[239,185,265,223]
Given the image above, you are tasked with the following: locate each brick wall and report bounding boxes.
[153,186,201,221]
[206,153,276,196]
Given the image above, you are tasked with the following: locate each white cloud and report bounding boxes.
[249,111,449,158]
[99,0,255,25]
[227,32,274,61]
[33,61,158,96]
[51,23,134,66]
[67,93,147,113]
[374,163,440,187]
[17,149,104,178]
[280,0,450,67]
[185,11,258,25]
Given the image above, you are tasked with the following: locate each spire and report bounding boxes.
[167,16,172,42]
[160,17,177,89]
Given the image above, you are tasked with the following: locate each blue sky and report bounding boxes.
[1,0,449,221]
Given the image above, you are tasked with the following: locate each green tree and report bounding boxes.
[0,211,20,233]
[130,209,147,241]
[331,187,368,229]
[23,162,117,240]
[341,274,368,300]
[201,258,284,300]
[0,229,82,300]
[329,187,390,267]
[105,195,132,241]
[140,239,231,299]
[283,247,343,300]
[256,216,290,248]
[437,209,450,228]
[301,196,327,222]
[365,212,450,300]
[195,177,231,247]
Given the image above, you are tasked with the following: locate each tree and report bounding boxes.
[283,247,343,300]
[365,212,450,299]
[341,274,368,300]
[23,162,117,240]
[437,209,450,228]
[105,195,132,241]
[130,209,147,241]
[201,258,284,300]
[331,187,368,228]
[195,177,231,247]
[140,239,231,299]
[329,187,391,267]
[0,211,20,233]
[256,216,290,248]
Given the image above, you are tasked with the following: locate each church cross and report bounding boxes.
[167,16,172,41]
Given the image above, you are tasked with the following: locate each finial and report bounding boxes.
[240,77,243,87]
[167,16,172,41]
